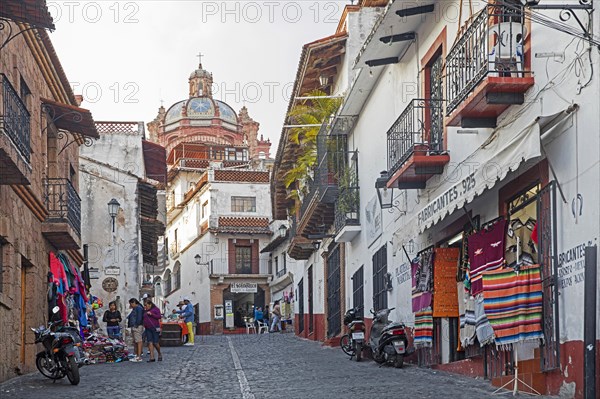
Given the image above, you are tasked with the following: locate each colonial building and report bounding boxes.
[149,62,275,334]
[273,0,599,397]
[0,1,98,382]
[79,121,166,319]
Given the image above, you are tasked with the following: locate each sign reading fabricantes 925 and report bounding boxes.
[230,282,258,293]
[418,172,476,226]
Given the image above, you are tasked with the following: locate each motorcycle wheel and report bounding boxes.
[340,334,355,356]
[394,355,404,369]
[65,356,80,385]
[36,352,64,380]
[354,342,362,362]
[373,351,386,364]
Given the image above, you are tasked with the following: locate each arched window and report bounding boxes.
[154,277,162,297]
[164,269,172,296]
[173,261,181,292]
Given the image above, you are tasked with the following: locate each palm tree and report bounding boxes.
[284,90,342,210]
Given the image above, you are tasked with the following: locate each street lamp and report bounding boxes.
[312,241,321,251]
[319,74,329,87]
[375,171,394,209]
[194,254,202,265]
[278,224,288,238]
[107,198,120,232]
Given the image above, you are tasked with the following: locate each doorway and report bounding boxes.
[223,285,265,328]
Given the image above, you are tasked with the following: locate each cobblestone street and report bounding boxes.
[0,334,556,399]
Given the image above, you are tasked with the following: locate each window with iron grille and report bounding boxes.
[282,253,287,273]
[352,266,364,319]
[298,278,305,333]
[235,246,252,274]
[327,246,342,338]
[231,196,256,212]
[308,265,314,333]
[173,262,181,291]
[372,245,388,312]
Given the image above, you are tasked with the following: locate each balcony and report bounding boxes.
[297,121,348,237]
[288,217,314,260]
[446,4,534,128]
[42,178,81,249]
[208,258,271,277]
[0,74,31,185]
[334,154,361,242]
[386,99,449,189]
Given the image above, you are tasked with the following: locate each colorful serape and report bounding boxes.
[458,282,476,348]
[411,253,433,312]
[482,265,543,348]
[414,308,434,348]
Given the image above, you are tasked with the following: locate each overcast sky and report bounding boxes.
[47,0,346,152]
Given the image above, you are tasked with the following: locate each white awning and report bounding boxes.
[392,105,577,255]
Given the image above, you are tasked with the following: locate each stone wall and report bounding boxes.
[0,22,82,382]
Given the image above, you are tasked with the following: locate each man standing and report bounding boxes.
[127,298,144,361]
[173,297,195,346]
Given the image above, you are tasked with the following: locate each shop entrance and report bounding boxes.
[223,286,265,328]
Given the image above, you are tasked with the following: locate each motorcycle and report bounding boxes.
[340,307,366,361]
[32,306,83,385]
[368,307,407,368]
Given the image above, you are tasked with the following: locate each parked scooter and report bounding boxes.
[32,306,83,385]
[368,307,407,368]
[340,307,366,361]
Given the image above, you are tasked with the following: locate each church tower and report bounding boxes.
[189,61,213,98]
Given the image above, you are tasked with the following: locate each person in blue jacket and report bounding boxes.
[173,297,195,346]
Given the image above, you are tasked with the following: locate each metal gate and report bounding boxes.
[327,246,342,338]
[372,245,388,312]
[298,278,305,333]
[352,266,364,319]
[537,181,560,371]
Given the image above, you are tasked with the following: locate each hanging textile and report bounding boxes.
[481,265,543,349]
[458,282,476,347]
[474,294,495,346]
[433,247,460,317]
[411,247,434,312]
[49,253,68,294]
[467,218,507,295]
[414,308,434,348]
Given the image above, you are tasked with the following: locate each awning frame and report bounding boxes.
[41,98,99,155]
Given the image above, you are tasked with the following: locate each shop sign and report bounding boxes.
[230,282,257,293]
[417,171,476,227]
[105,266,120,275]
[102,277,119,293]
[225,300,234,328]
[365,195,383,247]
[558,239,596,290]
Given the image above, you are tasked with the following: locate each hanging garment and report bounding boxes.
[49,253,68,294]
[458,282,476,348]
[468,219,507,295]
[481,265,543,349]
[505,218,537,270]
[433,248,460,318]
[474,294,495,346]
[412,259,432,312]
[414,308,434,348]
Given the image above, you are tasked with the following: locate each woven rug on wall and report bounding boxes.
[414,308,434,348]
[481,265,543,349]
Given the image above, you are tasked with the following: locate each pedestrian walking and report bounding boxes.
[270,300,282,333]
[127,298,144,362]
[254,306,263,331]
[102,301,122,339]
[143,299,163,362]
[173,297,195,346]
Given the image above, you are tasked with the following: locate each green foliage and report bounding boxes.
[336,164,359,217]
[284,90,342,209]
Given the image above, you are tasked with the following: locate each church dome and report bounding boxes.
[163,97,238,127]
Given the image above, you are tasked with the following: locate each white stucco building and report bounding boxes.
[80,121,166,318]
[272,0,600,396]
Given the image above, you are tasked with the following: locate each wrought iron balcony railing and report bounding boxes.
[446,4,529,115]
[44,178,82,237]
[334,152,360,233]
[387,99,444,177]
[276,268,287,278]
[1,74,30,162]
[299,116,349,222]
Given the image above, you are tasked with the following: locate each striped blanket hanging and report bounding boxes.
[414,308,434,348]
[481,265,543,349]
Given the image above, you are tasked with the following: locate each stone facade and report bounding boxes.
[0,19,91,382]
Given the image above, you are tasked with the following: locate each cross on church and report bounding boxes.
[196,52,204,66]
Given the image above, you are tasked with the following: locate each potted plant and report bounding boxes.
[337,165,359,221]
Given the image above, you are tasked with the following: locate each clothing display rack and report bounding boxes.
[492,345,541,396]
